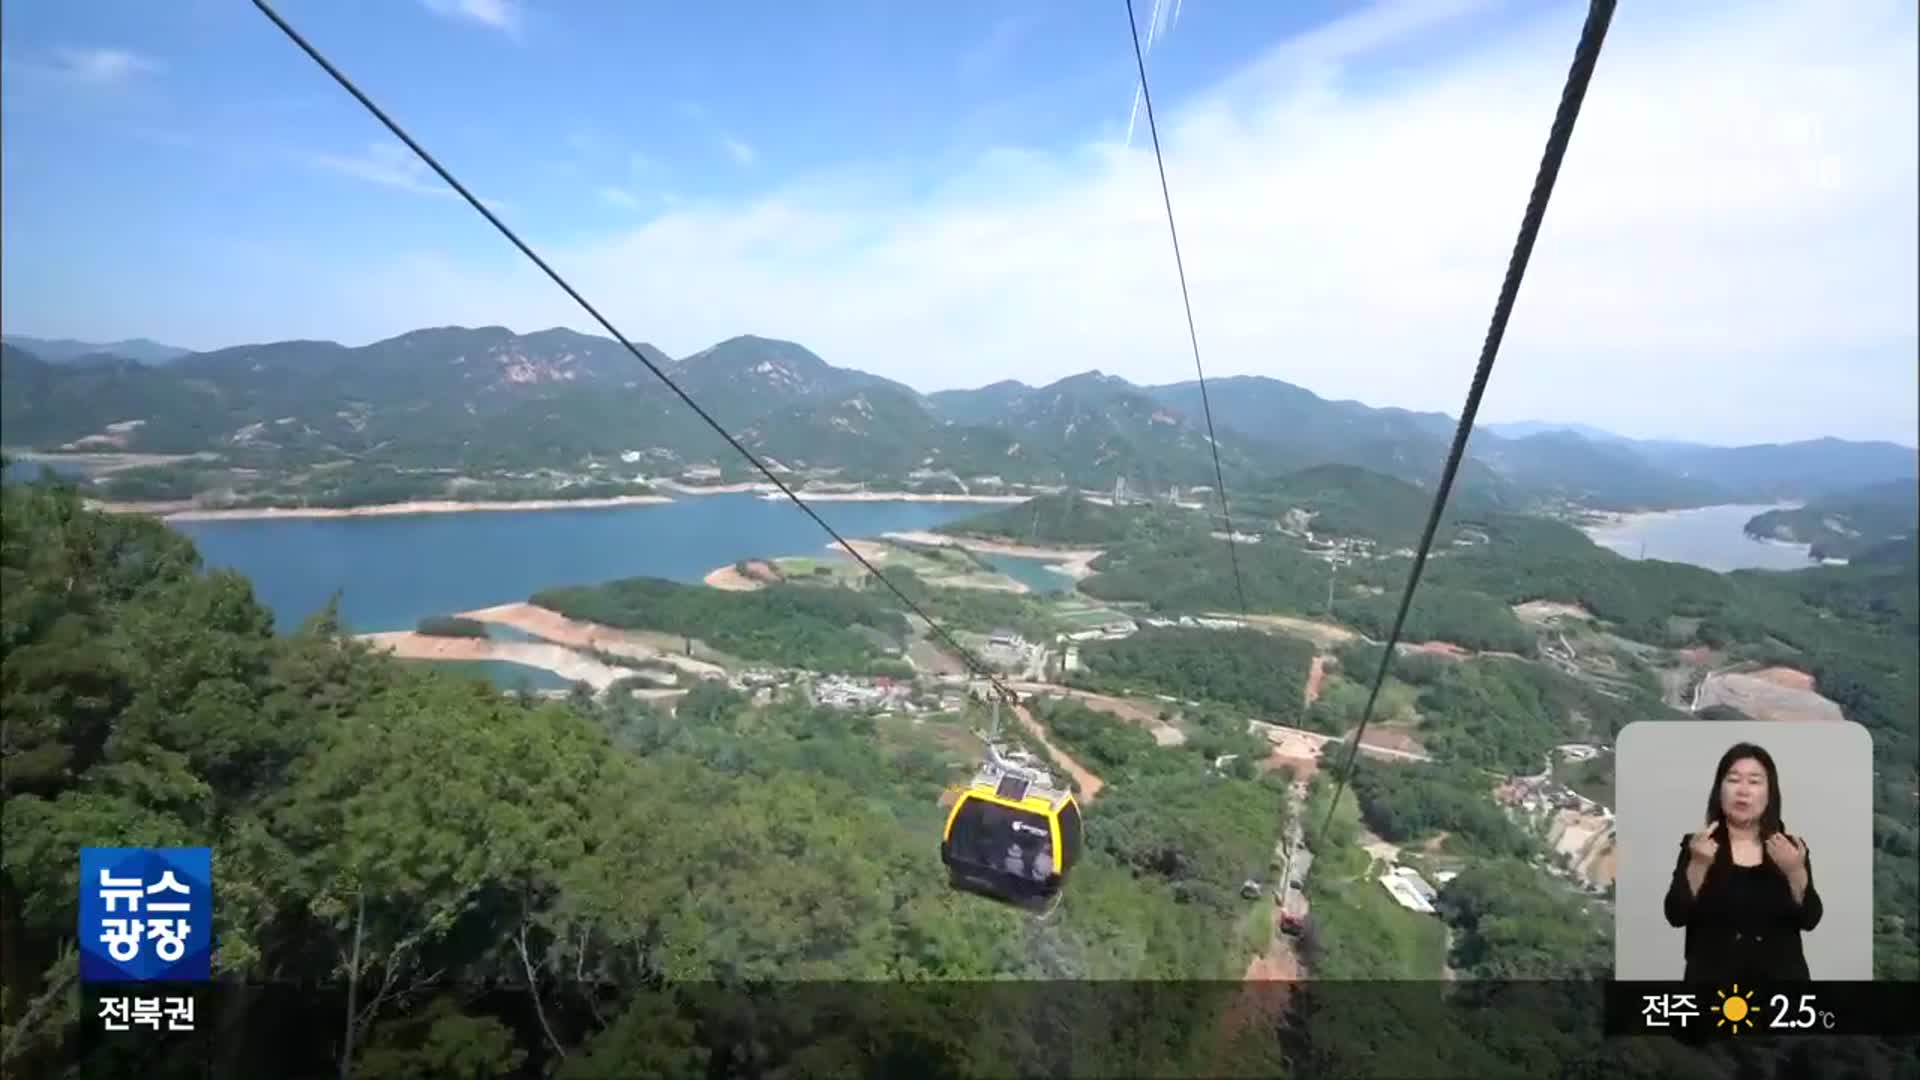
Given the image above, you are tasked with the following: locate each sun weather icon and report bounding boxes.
[1712,984,1756,1033]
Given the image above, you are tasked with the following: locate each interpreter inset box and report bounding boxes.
[1613,721,1872,981]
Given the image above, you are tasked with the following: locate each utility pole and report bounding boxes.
[1326,550,1341,615]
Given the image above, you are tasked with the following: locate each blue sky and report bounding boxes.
[3,0,1916,446]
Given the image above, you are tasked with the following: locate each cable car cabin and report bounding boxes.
[941,751,1082,908]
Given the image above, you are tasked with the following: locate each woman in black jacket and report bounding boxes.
[1664,742,1822,984]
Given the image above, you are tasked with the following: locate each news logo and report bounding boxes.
[78,847,212,983]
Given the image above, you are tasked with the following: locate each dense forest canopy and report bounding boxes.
[1032,697,1268,786]
[532,576,912,674]
[1321,647,1678,773]
[1236,464,1474,547]
[1068,627,1314,725]
[937,493,1140,546]
[1081,531,1365,614]
[1345,760,1536,858]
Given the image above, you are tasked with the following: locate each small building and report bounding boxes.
[812,675,903,712]
[1379,866,1439,915]
[984,628,1030,668]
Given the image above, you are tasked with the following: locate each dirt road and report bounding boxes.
[1243,905,1304,982]
[1009,683,1185,746]
[1213,612,1357,648]
[1218,797,1308,1061]
[1304,655,1328,707]
[1009,701,1104,802]
[1246,719,1430,764]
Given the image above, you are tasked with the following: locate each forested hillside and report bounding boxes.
[1745,478,1918,560]
[4,471,1913,1077]
[937,493,1138,546]
[1238,464,1475,546]
[531,575,914,674]
[1068,627,1315,725]
[0,477,1306,1076]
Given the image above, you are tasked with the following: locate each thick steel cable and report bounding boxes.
[1124,0,1250,618]
[1320,0,1616,835]
[252,0,1021,705]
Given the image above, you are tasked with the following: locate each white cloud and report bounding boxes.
[598,186,643,211]
[299,141,528,220]
[49,47,160,84]
[720,135,757,167]
[422,0,519,35]
[304,141,450,197]
[348,0,1917,445]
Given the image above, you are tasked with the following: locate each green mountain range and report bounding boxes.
[3,325,1913,510]
[0,334,192,365]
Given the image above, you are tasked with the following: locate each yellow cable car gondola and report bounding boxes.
[940,739,1082,911]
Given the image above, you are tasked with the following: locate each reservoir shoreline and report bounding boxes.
[1576,502,1815,572]
[164,493,996,639]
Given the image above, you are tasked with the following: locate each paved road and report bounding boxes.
[1010,681,1424,763]
[1246,719,1430,764]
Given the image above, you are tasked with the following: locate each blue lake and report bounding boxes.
[1580,503,1815,573]
[4,458,94,481]
[975,552,1075,594]
[170,494,989,634]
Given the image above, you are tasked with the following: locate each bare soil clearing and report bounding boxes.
[459,603,730,679]
[1225,612,1358,647]
[1698,670,1845,724]
[1304,655,1329,706]
[1400,640,1470,658]
[1513,600,1595,624]
[1751,666,1816,691]
[357,632,633,690]
[702,559,776,591]
[880,530,1104,579]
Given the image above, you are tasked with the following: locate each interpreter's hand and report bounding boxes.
[1766,832,1808,876]
[1688,821,1719,866]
